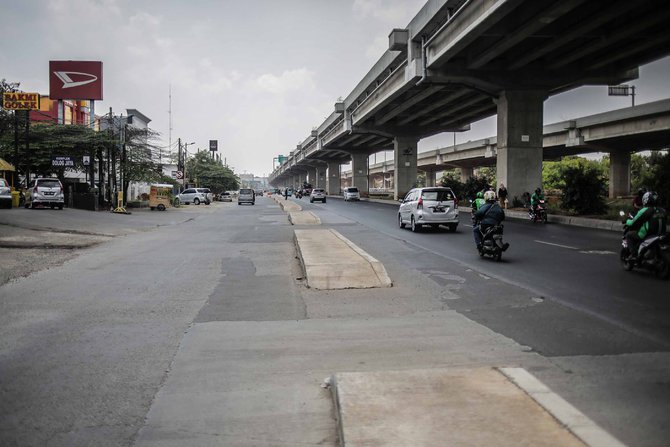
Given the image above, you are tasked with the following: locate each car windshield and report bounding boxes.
[421,190,453,201]
[347,188,359,193]
[240,189,252,194]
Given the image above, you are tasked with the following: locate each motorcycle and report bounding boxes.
[619,211,670,279]
[477,223,509,262]
[529,200,547,223]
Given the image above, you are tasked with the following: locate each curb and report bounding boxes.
[0,241,103,249]
[498,368,627,447]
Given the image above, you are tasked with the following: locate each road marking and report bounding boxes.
[534,240,579,250]
[579,250,615,255]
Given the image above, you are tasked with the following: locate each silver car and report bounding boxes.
[309,188,326,203]
[177,188,208,205]
[0,178,12,209]
[398,187,459,232]
[25,178,65,209]
[238,188,255,205]
[343,187,360,201]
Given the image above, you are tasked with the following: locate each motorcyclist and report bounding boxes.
[473,190,508,252]
[530,187,544,209]
[625,191,667,259]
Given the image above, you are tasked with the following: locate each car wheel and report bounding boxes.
[323,199,326,203]
[194,198,200,205]
[411,216,421,232]
[50,204,55,209]
[310,199,314,203]
[58,204,63,210]
[398,214,405,229]
[157,204,166,211]
[448,224,458,232]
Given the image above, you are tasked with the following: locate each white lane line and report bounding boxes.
[534,240,579,250]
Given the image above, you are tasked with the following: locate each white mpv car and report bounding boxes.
[398,187,459,232]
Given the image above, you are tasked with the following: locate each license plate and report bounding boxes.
[433,206,445,212]
[44,192,55,195]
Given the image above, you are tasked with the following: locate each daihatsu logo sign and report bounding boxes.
[49,61,103,100]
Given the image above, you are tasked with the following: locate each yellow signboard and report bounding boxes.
[2,92,40,110]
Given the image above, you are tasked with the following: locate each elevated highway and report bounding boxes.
[349,98,670,198]
[270,0,670,200]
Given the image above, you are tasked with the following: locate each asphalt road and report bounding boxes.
[1,197,669,446]
[299,196,670,354]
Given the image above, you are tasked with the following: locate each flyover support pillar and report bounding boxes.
[327,161,340,195]
[306,167,317,188]
[351,153,369,196]
[460,167,473,182]
[394,136,418,200]
[609,150,631,198]
[316,165,327,188]
[495,90,546,204]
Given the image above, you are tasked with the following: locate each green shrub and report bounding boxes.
[560,165,608,215]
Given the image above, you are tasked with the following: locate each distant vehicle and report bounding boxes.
[219,192,232,202]
[25,178,64,210]
[238,188,255,205]
[254,189,263,197]
[343,187,360,201]
[309,188,326,203]
[0,178,12,208]
[398,187,459,232]
[177,188,208,205]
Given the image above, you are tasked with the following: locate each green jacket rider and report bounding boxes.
[530,188,545,208]
[473,191,485,210]
[625,191,667,257]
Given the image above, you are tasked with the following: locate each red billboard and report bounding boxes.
[49,61,103,100]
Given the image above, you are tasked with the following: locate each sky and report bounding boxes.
[2,0,669,177]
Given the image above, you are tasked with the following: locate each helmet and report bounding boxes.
[484,191,496,202]
[535,188,541,194]
[476,191,484,199]
[637,187,647,196]
[642,191,658,207]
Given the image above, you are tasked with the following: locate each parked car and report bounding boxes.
[200,188,213,204]
[25,178,65,209]
[177,188,208,205]
[398,187,459,232]
[343,187,361,201]
[0,178,12,209]
[238,188,255,205]
[218,191,232,202]
[309,188,326,203]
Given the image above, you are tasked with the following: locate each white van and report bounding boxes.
[343,187,360,201]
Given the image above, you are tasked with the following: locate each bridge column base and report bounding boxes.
[316,165,327,189]
[609,150,630,198]
[460,167,473,183]
[327,162,341,195]
[394,137,418,200]
[496,90,546,205]
[351,153,369,196]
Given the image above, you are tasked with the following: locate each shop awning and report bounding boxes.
[0,158,15,171]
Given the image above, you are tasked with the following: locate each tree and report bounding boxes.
[638,150,670,207]
[186,150,238,192]
[560,164,608,215]
[121,126,165,201]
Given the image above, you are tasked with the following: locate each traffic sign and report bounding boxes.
[176,170,183,179]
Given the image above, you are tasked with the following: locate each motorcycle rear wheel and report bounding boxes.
[656,254,670,279]
[620,247,634,271]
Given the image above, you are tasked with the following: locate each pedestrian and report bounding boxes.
[497,183,508,209]
[284,188,288,200]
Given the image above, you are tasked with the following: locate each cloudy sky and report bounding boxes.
[2,0,669,176]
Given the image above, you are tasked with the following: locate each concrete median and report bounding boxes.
[294,228,392,290]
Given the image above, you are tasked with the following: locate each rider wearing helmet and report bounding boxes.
[632,187,647,211]
[473,190,508,252]
[625,191,667,259]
